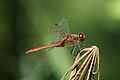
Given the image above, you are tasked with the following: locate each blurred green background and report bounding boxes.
[0,0,120,80]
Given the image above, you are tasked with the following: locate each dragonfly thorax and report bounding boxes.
[61,34,79,46]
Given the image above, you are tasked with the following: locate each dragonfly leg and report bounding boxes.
[71,45,77,58]
[77,43,81,50]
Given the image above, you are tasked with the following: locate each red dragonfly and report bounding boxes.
[26,17,86,54]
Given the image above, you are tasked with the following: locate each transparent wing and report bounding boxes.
[51,17,70,43]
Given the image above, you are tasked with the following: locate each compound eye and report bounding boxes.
[79,33,86,41]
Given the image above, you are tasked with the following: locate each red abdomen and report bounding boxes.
[26,41,64,54]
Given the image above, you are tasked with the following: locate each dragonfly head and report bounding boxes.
[78,33,86,42]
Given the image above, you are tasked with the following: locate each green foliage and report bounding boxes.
[0,0,120,80]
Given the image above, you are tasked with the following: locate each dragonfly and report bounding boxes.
[26,17,86,54]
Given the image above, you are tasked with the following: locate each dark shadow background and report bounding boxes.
[0,0,120,80]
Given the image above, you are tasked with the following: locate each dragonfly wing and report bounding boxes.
[51,17,70,43]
